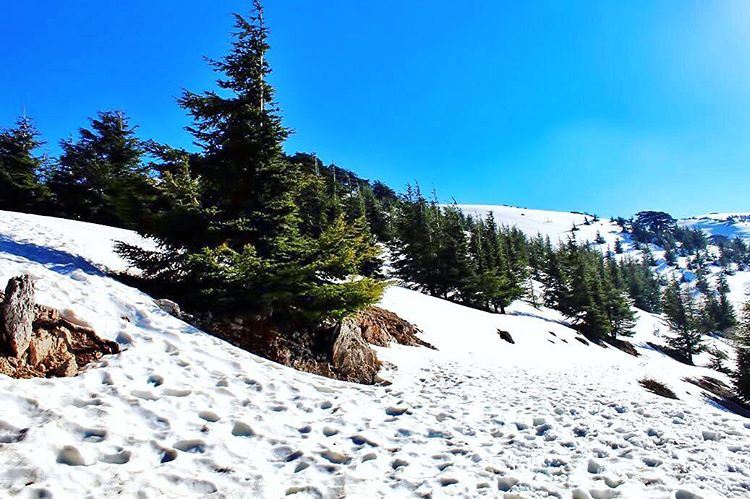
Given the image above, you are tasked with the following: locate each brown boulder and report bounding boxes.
[28,329,56,366]
[356,306,434,349]
[331,317,380,384]
[2,275,35,358]
[0,276,119,379]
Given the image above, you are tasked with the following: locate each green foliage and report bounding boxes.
[46,111,155,228]
[662,279,704,362]
[0,116,49,213]
[117,2,384,326]
[734,302,750,400]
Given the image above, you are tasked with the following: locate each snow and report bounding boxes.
[1,210,750,498]
[680,213,750,241]
[457,204,623,248]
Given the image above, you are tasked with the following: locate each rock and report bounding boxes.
[0,276,118,379]
[2,275,35,358]
[28,330,55,366]
[55,354,78,377]
[33,304,60,325]
[155,299,181,317]
[675,490,703,499]
[356,307,434,349]
[497,329,515,344]
[331,317,380,384]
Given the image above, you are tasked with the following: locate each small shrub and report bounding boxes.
[639,378,678,399]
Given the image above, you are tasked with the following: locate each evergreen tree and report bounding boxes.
[663,244,677,266]
[542,240,566,308]
[715,271,737,331]
[118,2,384,325]
[614,238,623,254]
[662,280,704,362]
[734,302,750,401]
[0,116,49,212]
[47,111,154,227]
[391,184,441,294]
[433,204,471,299]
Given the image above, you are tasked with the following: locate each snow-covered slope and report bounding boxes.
[1,210,749,498]
[460,204,750,310]
[680,213,750,242]
[458,204,622,247]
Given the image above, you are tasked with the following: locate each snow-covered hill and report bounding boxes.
[1,210,749,498]
[680,213,750,242]
[458,204,622,247]
[460,204,750,308]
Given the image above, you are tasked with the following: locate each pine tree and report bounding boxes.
[603,253,635,338]
[662,280,704,363]
[47,111,153,227]
[715,271,737,331]
[542,240,566,308]
[663,244,677,266]
[433,204,471,299]
[118,2,384,325]
[614,238,623,254]
[391,184,441,294]
[0,116,49,212]
[734,302,750,400]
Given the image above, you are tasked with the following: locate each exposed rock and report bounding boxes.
[356,307,434,349]
[497,329,515,344]
[28,329,55,365]
[2,275,35,358]
[331,317,380,384]
[155,298,182,317]
[682,376,750,418]
[55,355,79,378]
[604,337,640,357]
[189,305,426,385]
[639,378,678,400]
[0,276,119,379]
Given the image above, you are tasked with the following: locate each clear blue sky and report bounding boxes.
[2,1,750,218]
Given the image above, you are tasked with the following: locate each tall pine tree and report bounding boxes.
[662,280,704,363]
[734,301,750,401]
[118,2,384,326]
[0,116,49,213]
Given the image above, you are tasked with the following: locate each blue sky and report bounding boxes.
[2,1,750,218]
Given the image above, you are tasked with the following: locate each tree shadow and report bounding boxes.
[507,309,571,328]
[0,234,103,276]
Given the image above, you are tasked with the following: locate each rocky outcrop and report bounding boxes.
[355,307,434,349]
[0,275,120,379]
[331,317,381,384]
[155,298,182,317]
[2,275,35,358]
[189,305,430,385]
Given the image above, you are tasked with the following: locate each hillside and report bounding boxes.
[680,213,750,242]
[1,211,749,498]
[460,204,750,307]
[458,204,622,247]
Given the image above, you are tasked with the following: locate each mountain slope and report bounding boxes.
[680,213,750,241]
[0,211,748,498]
[458,204,622,247]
